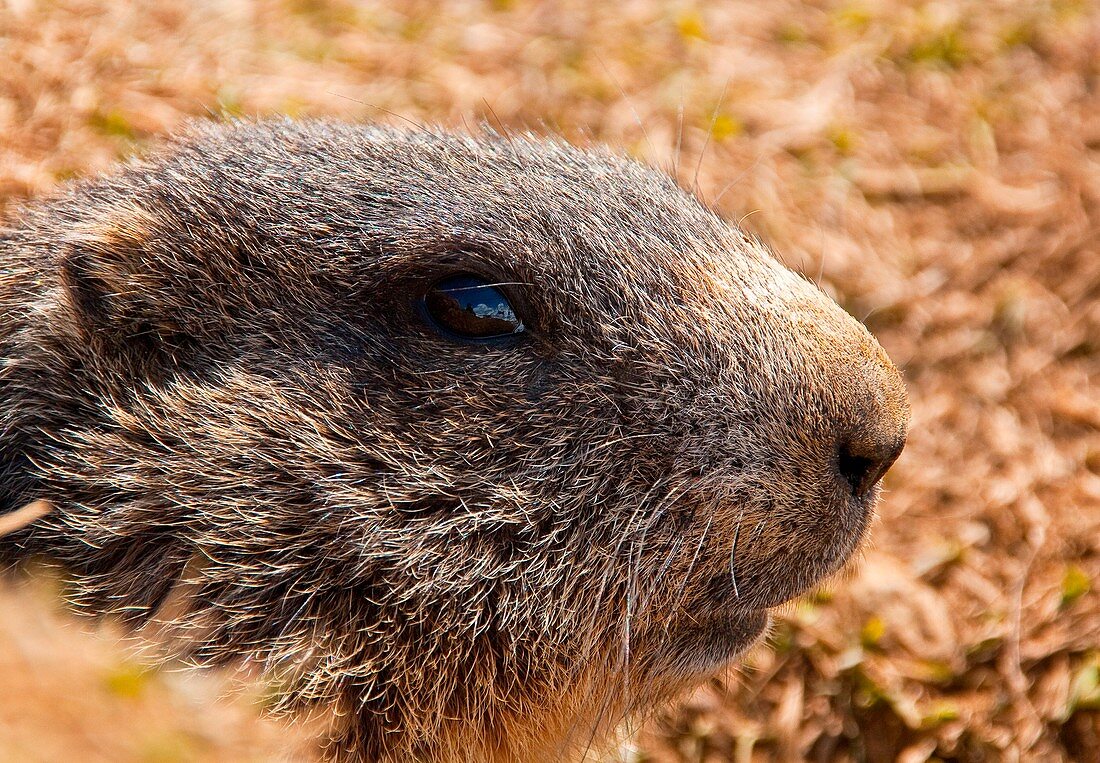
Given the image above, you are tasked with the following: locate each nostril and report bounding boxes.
[837,435,905,499]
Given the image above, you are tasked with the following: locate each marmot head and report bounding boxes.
[0,121,907,761]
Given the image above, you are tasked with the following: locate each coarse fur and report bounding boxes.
[0,120,908,761]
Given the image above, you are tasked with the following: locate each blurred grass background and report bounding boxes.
[1,0,1098,761]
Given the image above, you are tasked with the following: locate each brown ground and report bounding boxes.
[1,1,1098,761]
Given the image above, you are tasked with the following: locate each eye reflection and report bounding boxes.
[423,275,525,339]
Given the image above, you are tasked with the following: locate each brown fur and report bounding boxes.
[0,120,907,761]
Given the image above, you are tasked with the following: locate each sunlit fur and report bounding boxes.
[0,121,908,762]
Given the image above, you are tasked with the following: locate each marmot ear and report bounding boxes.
[59,205,189,365]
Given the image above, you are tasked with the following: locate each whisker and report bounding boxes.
[596,54,657,163]
[692,78,730,196]
[669,507,715,614]
[713,152,764,210]
[326,92,428,132]
[673,91,685,180]
[729,504,745,599]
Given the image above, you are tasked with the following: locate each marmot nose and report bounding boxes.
[837,429,906,499]
[826,342,909,500]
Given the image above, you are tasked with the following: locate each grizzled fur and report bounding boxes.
[0,121,908,761]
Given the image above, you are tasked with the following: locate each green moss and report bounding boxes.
[1066,654,1100,715]
[140,732,199,763]
[999,21,1038,50]
[852,665,886,708]
[905,27,971,68]
[966,635,1003,664]
[775,22,809,44]
[832,4,874,32]
[770,620,795,652]
[918,659,957,685]
[828,125,859,155]
[88,108,136,139]
[284,0,362,29]
[921,699,961,727]
[1061,564,1091,607]
[710,113,743,141]
[1054,0,1090,21]
[860,615,887,649]
[103,662,152,699]
[675,9,707,41]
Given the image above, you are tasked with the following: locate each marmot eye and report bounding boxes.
[422,275,525,339]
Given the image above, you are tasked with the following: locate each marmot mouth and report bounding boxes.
[690,509,871,617]
[665,608,770,676]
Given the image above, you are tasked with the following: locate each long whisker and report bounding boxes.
[596,54,657,163]
[669,507,715,615]
[573,477,698,757]
[712,152,764,210]
[729,504,745,599]
[674,90,685,180]
[692,78,730,196]
[565,479,667,753]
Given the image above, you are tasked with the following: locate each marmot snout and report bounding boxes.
[0,121,907,762]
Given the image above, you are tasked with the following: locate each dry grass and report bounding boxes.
[0,573,320,763]
[1,0,1098,760]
